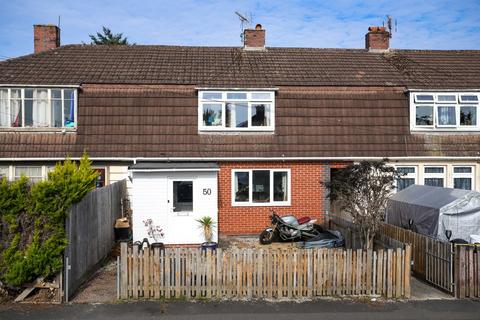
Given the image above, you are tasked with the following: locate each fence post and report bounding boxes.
[120,242,128,299]
[404,245,411,298]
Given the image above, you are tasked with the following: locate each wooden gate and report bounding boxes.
[425,238,454,293]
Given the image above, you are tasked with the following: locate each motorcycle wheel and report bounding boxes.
[259,229,275,245]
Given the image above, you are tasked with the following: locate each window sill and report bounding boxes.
[0,127,77,133]
[199,130,275,135]
[411,128,480,133]
[231,202,291,207]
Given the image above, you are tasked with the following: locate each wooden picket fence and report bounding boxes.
[118,242,411,300]
[455,245,480,299]
[379,222,454,293]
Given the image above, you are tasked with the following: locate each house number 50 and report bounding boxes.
[203,188,212,195]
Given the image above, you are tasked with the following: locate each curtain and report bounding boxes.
[438,106,455,125]
[15,167,42,182]
[10,89,21,127]
[274,171,288,201]
[454,178,472,190]
[32,89,49,127]
[425,178,444,187]
[264,104,271,126]
[0,90,8,127]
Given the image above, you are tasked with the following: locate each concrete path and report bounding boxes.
[1,300,479,320]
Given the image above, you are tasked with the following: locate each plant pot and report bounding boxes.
[201,242,218,251]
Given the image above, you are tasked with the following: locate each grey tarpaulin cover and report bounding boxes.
[385,185,480,242]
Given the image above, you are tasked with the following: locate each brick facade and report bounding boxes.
[218,161,349,235]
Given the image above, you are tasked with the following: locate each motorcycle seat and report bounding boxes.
[297,216,311,225]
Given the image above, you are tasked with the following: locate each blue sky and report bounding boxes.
[1,0,479,59]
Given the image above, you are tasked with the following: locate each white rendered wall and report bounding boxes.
[131,171,218,245]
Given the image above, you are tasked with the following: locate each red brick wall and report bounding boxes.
[218,161,349,235]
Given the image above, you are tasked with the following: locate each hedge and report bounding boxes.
[0,154,98,286]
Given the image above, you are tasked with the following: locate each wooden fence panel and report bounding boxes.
[455,245,480,299]
[64,180,126,301]
[119,243,411,300]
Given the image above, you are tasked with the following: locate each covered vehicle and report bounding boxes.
[259,210,344,247]
[299,229,344,248]
[385,185,480,242]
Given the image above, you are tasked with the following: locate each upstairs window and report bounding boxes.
[411,92,479,131]
[198,91,274,131]
[0,88,77,129]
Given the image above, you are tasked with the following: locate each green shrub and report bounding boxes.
[0,154,98,286]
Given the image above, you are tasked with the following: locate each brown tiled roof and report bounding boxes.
[1,85,480,159]
[1,45,480,88]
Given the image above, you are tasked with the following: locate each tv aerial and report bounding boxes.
[235,11,253,43]
[383,15,397,38]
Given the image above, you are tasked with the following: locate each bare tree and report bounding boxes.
[324,161,401,249]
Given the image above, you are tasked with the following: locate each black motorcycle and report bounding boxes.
[259,210,321,244]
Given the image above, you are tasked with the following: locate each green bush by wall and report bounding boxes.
[0,154,98,287]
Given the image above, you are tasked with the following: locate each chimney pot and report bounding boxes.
[243,24,266,50]
[365,26,390,52]
[34,24,60,54]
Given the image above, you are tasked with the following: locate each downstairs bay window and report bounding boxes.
[0,87,77,129]
[232,169,290,206]
[198,91,274,131]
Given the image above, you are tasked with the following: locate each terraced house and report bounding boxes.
[1,24,479,244]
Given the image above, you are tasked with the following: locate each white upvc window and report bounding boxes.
[410,92,479,131]
[198,91,275,131]
[0,87,77,129]
[14,166,43,183]
[395,166,417,191]
[424,166,446,187]
[232,169,290,206]
[452,166,475,190]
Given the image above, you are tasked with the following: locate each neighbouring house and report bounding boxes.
[1,24,480,245]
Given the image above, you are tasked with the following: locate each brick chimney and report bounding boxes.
[34,24,60,54]
[243,24,265,50]
[365,26,390,52]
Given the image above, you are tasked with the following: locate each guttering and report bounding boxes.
[130,168,220,172]
[0,84,81,88]
[406,88,480,92]
[2,156,480,162]
[195,87,279,91]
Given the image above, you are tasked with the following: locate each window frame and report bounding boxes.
[14,166,43,183]
[231,168,291,206]
[198,91,275,132]
[452,166,475,190]
[410,92,480,131]
[423,166,446,187]
[0,87,77,130]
